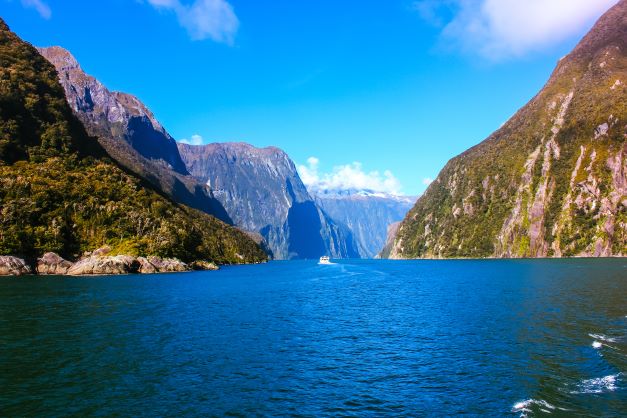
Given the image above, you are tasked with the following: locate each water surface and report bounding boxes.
[1,259,625,416]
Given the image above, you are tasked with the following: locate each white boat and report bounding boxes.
[318,256,332,265]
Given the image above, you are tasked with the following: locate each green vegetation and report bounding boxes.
[393,3,626,259]
[0,19,266,264]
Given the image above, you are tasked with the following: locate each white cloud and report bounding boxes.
[21,0,51,19]
[413,0,619,60]
[297,157,403,196]
[146,0,239,44]
[178,134,204,145]
[422,177,433,186]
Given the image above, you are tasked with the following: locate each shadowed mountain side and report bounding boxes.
[314,190,416,258]
[37,46,232,224]
[178,142,360,259]
[0,19,265,263]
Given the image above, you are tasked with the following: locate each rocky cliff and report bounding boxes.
[38,47,231,222]
[391,0,626,259]
[0,19,266,265]
[314,190,415,258]
[178,142,360,259]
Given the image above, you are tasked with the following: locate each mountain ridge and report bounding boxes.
[178,142,360,260]
[0,18,265,264]
[37,46,232,223]
[390,0,626,259]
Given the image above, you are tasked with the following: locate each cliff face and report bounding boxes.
[0,19,266,264]
[178,142,360,259]
[314,190,415,258]
[391,1,626,259]
[37,47,231,223]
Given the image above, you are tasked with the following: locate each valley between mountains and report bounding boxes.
[0,0,625,276]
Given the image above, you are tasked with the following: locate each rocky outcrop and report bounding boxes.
[38,47,232,223]
[0,256,32,276]
[36,252,73,275]
[314,190,415,258]
[391,0,626,259]
[190,260,219,271]
[67,255,140,276]
[178,142,360,260]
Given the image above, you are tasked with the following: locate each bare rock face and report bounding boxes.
[137,257,158,274]
[37,46,232,224]
[178,142,360,260]
[146,256,190,272]
[137,256,190,273]
[190,260,219,271]
[67,255,140,276]
[36,252,73,275]
[391,0,627,259]
[0,256,32,276]
[314,190,415,258]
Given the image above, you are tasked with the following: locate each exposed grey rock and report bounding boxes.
[178,142,360,260]
[38,47,232,224]
[0,256,32,276]
[377,222,402,259]
[146,256,189,272]
[137,257,158,274]
[36,252,73,275]
[67,255,140,276]
[190,260,219,271]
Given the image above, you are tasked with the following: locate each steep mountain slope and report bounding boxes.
[0,19,266,264]
[391,1,626,259]
[38,47,231,222]
[178,142,360,259]
[314,190,415,258]
[378,222,401,259]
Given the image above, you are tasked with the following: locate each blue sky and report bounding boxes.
[2,0,618,195]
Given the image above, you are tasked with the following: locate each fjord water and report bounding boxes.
[1,260,625,416]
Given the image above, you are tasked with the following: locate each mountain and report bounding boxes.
[0,19,266,264]
[313,190,415,258]
[37,46,231,223]
[390,1,626,259]
[378,222,401,259]
[178,142,360,259]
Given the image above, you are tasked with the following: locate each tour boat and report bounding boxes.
[318,256,332,265]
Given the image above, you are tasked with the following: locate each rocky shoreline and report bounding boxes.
[0,247,219,277]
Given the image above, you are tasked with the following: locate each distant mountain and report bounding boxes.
[313,190,415,258]
[0,19,265,264]
[178,142,360,260]
[390,0,626,259]
[38,47,231,223]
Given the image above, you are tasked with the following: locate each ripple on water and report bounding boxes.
[570,373,621,394]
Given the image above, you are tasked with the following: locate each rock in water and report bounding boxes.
[0,256,32,276]
[67,256,140,276]
[37,253,73,275]
[190,260,219,271]
[137,257,158,274]
[146,257,190,272]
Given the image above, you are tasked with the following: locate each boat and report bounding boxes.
[318,256,332,265]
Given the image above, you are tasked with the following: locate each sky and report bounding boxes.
[2,0,619,195]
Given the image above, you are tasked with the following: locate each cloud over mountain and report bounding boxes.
[413,0,619,59]
[298,157,403,196]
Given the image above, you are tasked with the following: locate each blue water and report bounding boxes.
[1,259,625,417]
